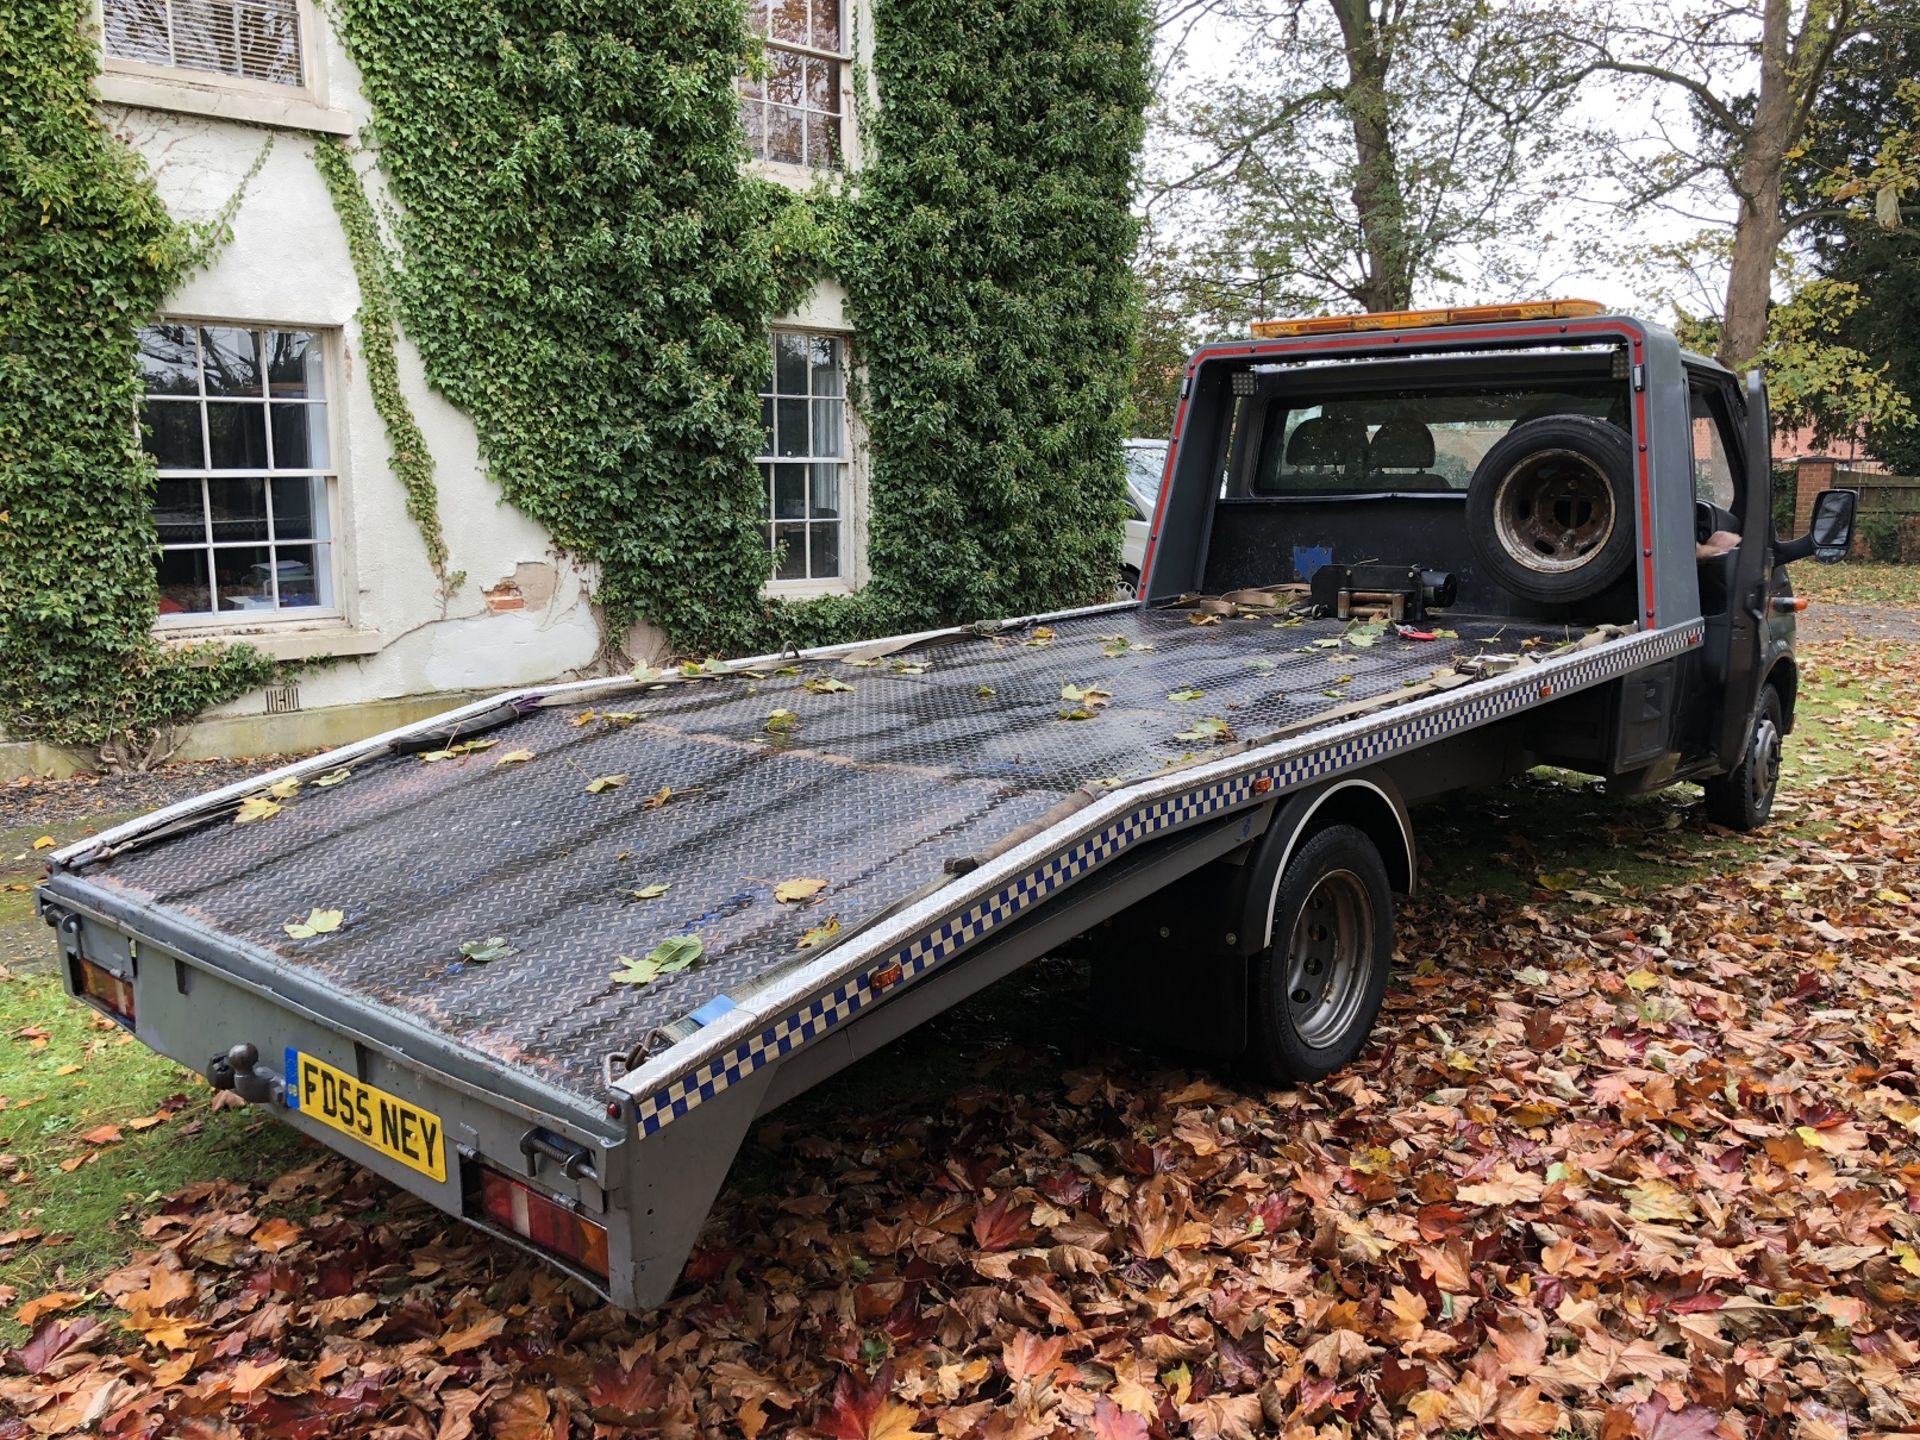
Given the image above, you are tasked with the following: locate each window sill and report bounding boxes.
[765,578,857,601]
[158,621,382,662]
[747,156,847,191]
[96,70,355,135]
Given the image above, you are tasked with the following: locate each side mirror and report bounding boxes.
[1776,488,1858,565]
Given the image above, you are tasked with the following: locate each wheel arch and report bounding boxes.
[1254,775,1415,948]
[1764,654,1799,734]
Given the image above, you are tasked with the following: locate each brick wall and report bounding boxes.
[1792,456,1836,537]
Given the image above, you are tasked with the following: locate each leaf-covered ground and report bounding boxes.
[1,628,1917,1440]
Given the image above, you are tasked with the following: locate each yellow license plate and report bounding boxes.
[286,1049,447,1183]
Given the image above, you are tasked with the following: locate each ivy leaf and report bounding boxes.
[892,660,933,675]
[312,767,353,787]
[586,774,628,794]
[1023,627,1056,648]
[630,883,671,900]
[494,748,535,765]
[266,777,302,799]
[797,916,842,951]
[641,785,673,810]
[1187,613,1221,626]
[611,934,703,985]
[976,685,997,697]
[234,796,282,825]
[803,676,854,694]
[458,936,515,964]
[1173,717,1234,744]
[774,877,828,903]
[766,708,800,734]
[283,908,345,940]
[1346,622,1386,648]
[1168,687,1204,702]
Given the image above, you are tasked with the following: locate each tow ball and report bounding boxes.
[206,1041,284,1105]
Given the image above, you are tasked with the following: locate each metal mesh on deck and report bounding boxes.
[90,608,1575,1101]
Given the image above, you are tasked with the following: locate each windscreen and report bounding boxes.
[1250,379,1627,495]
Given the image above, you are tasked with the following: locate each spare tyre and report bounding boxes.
[1465,415,1635,605]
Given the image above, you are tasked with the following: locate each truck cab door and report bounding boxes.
[1712,369,1775,768]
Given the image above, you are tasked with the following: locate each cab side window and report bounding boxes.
[1688,384,1742,517]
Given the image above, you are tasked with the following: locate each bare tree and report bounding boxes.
[1143,0,1592,325]
[1570,0,1880,369]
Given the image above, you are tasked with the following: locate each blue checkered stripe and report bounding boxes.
[633,624,1701,1135]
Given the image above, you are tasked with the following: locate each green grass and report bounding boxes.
[1791,560,1920,607]
[0,968,307,1342]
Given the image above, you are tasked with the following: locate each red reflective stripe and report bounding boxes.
[1163,319,1656,618]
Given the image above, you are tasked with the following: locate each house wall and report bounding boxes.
[88,0,864,737]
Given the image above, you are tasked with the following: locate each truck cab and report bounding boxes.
[1137,300,1857,825]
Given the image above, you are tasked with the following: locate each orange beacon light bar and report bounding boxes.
[1249,298,1607,340]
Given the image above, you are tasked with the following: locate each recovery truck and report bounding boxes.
[38,301,1860,1309]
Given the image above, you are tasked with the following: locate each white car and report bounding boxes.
[1119,438,1169,598]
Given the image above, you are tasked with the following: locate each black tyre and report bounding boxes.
[1465,415,1636,605]
[1704,687,1783,830]
[1246,824,1393,1084]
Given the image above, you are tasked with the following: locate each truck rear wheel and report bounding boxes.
[1703,687,1783,830]
[1246,824,1393,1084]
[1466,415,1635,605]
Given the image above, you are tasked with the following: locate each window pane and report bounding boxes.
[154,479,206,545]
[810,0,842,52]
[157,548,212,616]
[264,331,325,399]
[171,0,241,77]
[765,105,803,164]
[746,0,772,35]
[774,332,809,395]
[207,477,270,542]
[766,48,804,107]
[739,95,765,155]
[270,403,329,468]
[144,401,205,468]
[769,0,809,46]
[776,399,808,457]
[212,544,277,611]
[104,0,172,64]
[270,475,326,540]
[809,335,842,397]
[236,1,303,84]
[773,523,808,580]
[804,113,838,167]
[810,462,840,518]
[138,325,199,395]
[760,395,775,444]
[774,463,806,519]
[199,326,262,397]
[812,398,842,457]
[809,522,840,578]
[206,401,269,468]
[804,57,836,110]
[271,545,328,607]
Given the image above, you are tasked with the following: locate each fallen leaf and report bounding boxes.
[797,916,842,950]
[612,934,704,985]
[283,907,345,940]
[494,749,536,765]
[774,877,828,904]
[586,774,628,794]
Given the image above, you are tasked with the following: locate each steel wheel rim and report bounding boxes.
[1491,449,1617,574]
[1284,868,1372,1049]
[1750,712,1781,812]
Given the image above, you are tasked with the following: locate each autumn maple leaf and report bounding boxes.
[1092,1397,1150,1440]
[589,1359,666,1423]
[815,1365,930,1440]
[969,1192,1040,1252]
[1631,1392,1723,1440]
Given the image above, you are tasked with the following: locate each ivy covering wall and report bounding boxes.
[0,0,276,760]
[328,0,1151,655]
[1,0,1149,760]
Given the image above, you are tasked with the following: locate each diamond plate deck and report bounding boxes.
[83,608,1577,1104]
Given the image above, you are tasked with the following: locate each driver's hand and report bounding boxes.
[1696,530,1740,559]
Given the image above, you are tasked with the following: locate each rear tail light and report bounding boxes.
[471,1165,609,1279]
[73,957,135,1026]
